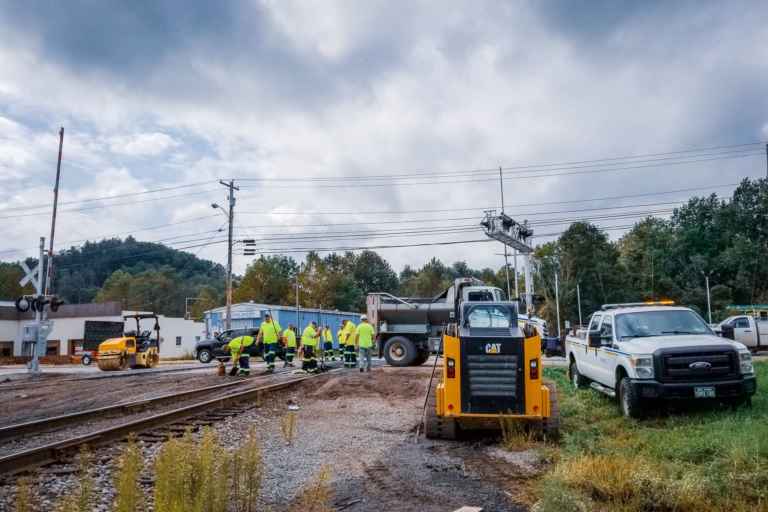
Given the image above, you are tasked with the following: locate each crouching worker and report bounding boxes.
[283,324,297,367]
[300,321,321,373]
[227,333,254,376]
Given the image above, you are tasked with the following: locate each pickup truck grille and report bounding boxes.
[658,350,738,382]
[466,354,518,398]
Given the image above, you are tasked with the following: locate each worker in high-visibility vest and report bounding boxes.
[283,324,297,367]
[335,324,345,360]
[227,334,255,376]
[300,321,321,373]
[342,319,357,369]
[256,313,282,373]
[322,325,335,361]
[354,315,376,373]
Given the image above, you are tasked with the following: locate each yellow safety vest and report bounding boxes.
[323,328,333,342]
[342,322,356,345]
[261,320,282,344]
[283,329,297,348]
[228,335,254,355]
[355,322,375,348]
[301,325,319,347]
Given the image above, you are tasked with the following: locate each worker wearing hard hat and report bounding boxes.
[354,315,376,373]
[227,333,254,376]
[256,313,282,373]
[300,321,321,373]
[342,318,357,369]
[322,325,335,361]
[283,324,297,367]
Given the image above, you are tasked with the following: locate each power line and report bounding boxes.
[0,180,217,213]
[230,142,765,182]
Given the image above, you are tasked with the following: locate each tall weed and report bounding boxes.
[232,427,263,512]
[113,435,145,512]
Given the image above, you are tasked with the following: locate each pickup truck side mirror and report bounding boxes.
[588,330,603,348]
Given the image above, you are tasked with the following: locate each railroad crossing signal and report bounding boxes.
[19,261,42,293]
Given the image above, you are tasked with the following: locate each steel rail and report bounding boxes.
[0,371,331,475]
[0,364,221,393]
[0,368,299,441]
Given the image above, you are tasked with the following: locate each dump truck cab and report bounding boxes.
[97,314,161,371]
[426,300,559,439]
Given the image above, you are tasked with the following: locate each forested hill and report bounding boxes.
[0,237,226,318]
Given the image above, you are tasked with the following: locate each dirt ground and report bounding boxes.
[0,364,546,511]
[217,365,541,511]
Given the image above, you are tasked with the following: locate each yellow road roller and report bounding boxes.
[97,314,160,371]
[425,301,559,439]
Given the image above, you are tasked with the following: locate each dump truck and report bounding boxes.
[97,314,161,371]
[367,278,505,366]
[425,299,559,439]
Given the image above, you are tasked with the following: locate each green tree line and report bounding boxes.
[0,178,764,323]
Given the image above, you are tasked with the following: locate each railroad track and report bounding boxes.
[0,363,220,393]
[0,365,342,475]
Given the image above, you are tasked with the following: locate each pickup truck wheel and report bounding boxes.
[383,337,417,367]
[569,360,588,389]
[197,349,213,364]
[81,354,92,366]
[618,377,644,419]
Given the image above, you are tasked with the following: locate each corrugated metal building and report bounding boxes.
[204,302,361,338]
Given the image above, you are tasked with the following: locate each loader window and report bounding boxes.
[466,305,514,328]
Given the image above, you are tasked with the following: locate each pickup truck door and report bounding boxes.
[732,317,755,348]
[594,316,618,388]
[578,314,602,380]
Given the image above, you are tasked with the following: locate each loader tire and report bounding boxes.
[424,384,456,440]
[542,382,560,441]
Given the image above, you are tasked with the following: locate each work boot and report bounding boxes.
[359,367,363,373]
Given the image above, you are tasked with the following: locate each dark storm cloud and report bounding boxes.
[0,1,412,111]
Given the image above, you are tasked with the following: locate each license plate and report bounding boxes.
[694,386,715,398]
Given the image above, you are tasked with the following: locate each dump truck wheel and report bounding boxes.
[543,382,560,441]
[424,385,457,440]
[413,350,430,366]
[383,337,417,367]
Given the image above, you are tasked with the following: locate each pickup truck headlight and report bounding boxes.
[630,355,654,379]
[739,350,754,375]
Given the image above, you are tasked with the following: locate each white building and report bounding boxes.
[0,301,204,360]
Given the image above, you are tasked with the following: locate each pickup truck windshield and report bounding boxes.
[615,310,712,340]
[466,305,513,328]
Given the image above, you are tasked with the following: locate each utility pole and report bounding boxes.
[513,250,519,298]
[218,180,239,330]
[765,143,767,179]
[295,264,301,329]
[498,167,512,299]
[554,269,561,339]
[704,272,713,324]
[44,127,64,297]
[576,283,583,327]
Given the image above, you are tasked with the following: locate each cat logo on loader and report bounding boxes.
[97,313,161,371]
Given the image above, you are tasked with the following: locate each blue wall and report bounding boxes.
[205,304,360,345]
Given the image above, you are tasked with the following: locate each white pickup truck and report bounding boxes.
[716,315,767,352]
[566,303,757,418]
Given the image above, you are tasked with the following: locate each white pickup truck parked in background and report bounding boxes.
[566,303,757,418]
[716,315,767,352]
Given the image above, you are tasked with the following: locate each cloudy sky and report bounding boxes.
[1,1,767,276]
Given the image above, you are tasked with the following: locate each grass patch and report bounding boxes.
[536,362,768,512]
